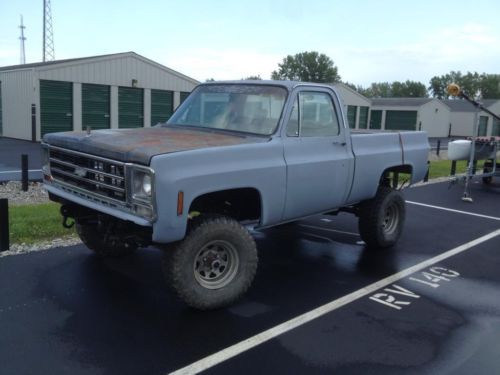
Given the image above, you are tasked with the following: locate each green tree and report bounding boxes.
[392,80,428,97]
[243,75,262,80]
[480,74,500,99]
[271,51,340,83]
[428,71,486,99]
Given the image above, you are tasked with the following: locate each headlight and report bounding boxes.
[142,174,152,195]
[131,170,154,199]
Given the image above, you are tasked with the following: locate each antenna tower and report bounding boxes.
[43,0,55,61]
[19,15,27,64]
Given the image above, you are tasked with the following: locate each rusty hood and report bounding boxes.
[43,126,267,165]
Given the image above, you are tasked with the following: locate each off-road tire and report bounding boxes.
[76,223,137,258]
[358,186,406,248]
[483,161,493,184]
[163,216,258,310]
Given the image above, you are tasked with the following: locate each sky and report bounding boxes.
[1,0,500,87]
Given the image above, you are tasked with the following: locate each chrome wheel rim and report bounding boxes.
[193,240,239,289]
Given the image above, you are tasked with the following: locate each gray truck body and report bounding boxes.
[43,81,429,244]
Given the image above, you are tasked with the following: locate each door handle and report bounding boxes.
[333,141,346,146]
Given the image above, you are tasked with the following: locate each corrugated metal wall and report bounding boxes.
[0,69,35,139]
[37,55,197,92]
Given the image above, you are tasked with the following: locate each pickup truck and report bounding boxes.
[42,81,429,310]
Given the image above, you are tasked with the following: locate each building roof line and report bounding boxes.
[0,51,200,85]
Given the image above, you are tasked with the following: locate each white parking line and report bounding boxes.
[299,224,359,237]
[169,228,500,375]
[406,201,500,221]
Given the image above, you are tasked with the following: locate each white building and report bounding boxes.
[369,98,451,137]
[443,99,500,137]
[0,52,199,141]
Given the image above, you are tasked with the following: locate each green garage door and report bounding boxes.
[82,84,110,130]
[40,80,73,136]
[493,118,500,136]
[180,91,191,104]
[358,106,369,129]
[347,105,357,129]
[369,110,382,129]
[151,89,173,125]
[119,87,143,128]
[385,110,417,131]
[478,116,488,136]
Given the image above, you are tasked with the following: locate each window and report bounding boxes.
[168,85,287,135]
[286,91,340,137]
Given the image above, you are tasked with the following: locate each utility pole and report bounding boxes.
[43,0,55,61]
[19,15,26,64]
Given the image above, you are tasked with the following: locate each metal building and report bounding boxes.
[0,52,199,141]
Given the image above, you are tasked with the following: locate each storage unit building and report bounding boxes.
[0,52,199,141]
[443,99,500,137]
[371,98,451,137]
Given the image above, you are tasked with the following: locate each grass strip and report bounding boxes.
[428,159,468,179]
[9,202,75,245]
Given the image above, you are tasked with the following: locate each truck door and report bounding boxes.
[282,89,354,220]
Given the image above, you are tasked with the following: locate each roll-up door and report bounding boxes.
[180,91,190,104]
[82,83,110,130]
[358,106,369,129]
[347,105,357,129]
[151,89,173,125]
[385,110,417,131]
[40,80,73,136]
[119,87,143,128]
[369,110,382,129]
[478,116,488,136]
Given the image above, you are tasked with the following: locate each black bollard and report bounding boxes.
[436,140,441,156]
[450,160,457,176]
[424,161,430,182]
[0,199,9,252]
[21,154,28,192]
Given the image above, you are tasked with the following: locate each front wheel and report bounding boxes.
[163,216,258,310]
[358,186,406,248]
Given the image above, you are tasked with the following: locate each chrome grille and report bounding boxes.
[48,147,127,202]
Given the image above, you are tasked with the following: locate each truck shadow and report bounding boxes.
[32,222,400,374]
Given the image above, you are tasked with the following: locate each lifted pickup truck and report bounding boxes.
[42,81,429,309]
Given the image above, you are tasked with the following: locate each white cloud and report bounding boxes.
[159,48,283,81]
[334,23,500,86]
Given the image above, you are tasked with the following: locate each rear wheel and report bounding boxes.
[163,216,258,310]
[483,161,493,184]
[358,186,406,248]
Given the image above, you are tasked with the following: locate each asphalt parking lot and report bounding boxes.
[1,179,499,375]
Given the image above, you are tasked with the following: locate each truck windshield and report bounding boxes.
[166,84,287,135]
